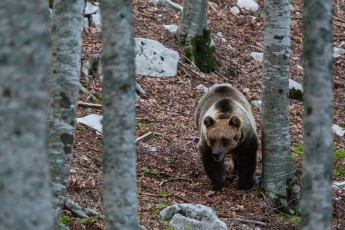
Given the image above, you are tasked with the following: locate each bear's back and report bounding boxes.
[195,84,254,132]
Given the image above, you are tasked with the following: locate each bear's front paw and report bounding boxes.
[211,181,225,191]
[238,181,253,190]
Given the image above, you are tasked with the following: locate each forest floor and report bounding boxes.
[66,0,345,229]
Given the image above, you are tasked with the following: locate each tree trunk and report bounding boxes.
[48,0,85,225]
[301,0,333,229]
[100,0,139,229]
[261,0,300,212]
[178,0,216,73]
[0,1,54,229]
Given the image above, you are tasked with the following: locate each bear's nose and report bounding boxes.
[212,152,222,162]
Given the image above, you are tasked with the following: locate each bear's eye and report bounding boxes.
[222,138,230,146]
[234,136,240,141]
[209,138,216,145]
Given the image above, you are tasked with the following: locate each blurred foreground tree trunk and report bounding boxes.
[0,1,54,229]
[177,0,216,72]
[48,0,85,226]
[100,0,139,229]
[260,0,300,212]
[301,0,333,229]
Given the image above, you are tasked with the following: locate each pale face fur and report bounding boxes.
[204,117,242,162]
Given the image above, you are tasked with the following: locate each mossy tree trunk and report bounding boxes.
[177,0,216,73]
[261,0,300,213]
[301,0,333,229]
[0,1,54,229]
[100,0,139,229]
[48,0,85,226]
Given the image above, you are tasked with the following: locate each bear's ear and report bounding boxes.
[203,116,215,127]
[229,116,241,128]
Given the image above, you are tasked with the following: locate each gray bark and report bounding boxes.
[261,0,299,212]
[100,0,139,229]
[48,0,85,225]
[301,0,333,229]
[0,1,54,229]
[177,0,215,72]
[178,0,208,37]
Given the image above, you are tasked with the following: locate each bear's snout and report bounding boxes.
[212,151,223,162]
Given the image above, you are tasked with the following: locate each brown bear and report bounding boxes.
[195,84,258,191]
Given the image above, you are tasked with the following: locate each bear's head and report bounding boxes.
[203,115,242,162]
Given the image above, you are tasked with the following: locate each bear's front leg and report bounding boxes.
[199,144,225,191]
[237,142,258,190]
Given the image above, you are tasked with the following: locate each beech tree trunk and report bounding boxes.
[48,0,85,225]
[301,0,333,229]
[100,0,139,229]
[0,1,54,229]
[178,0,216,72]
[261,0,300,212]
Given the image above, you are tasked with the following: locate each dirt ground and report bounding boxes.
[66,0,345,229]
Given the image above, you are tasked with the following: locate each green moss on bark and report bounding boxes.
[49,0,54,8]
[178,29,216,73]
[260,177,300,214]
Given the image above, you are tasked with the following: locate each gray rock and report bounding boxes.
[85,2,99,15]
[160,204,228,230]
[149,0,183,12]
[250,52,263,62]
[333,47,345,58]
[333,181,345,190]
[163,24,178,33]
[251,100,262,111]
[135,38,179,77]
[77,114,103,134]
[237,0,259,12]
[230,6,240,15]
[332,124,345,137]
[197,84,209,93]
[90,12,102,33]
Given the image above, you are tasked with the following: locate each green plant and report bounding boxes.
[79,218,92,225]
[277,213,301,225]
[60,215,73,225]
[137,122,149,129]
[292,143,304,159]
[142,166,159,175]
[156,201,169,209]
[160,191,170,196]
[334,149,345,175]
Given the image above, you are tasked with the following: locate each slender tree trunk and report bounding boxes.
[0,1,54,229]
[301,0,333,229]
[48,0,85,225]
[100,0,139,229]
[178,0,216,72]
[261,0,300,212]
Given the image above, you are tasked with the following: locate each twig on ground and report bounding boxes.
[141,192,192,203]
[78,101,102,108]
[64,197,104,220]
[220,216,267,227]
[159,178,194,191]
[79,85,97,102]
[179,61,206,79]
[334,16,345,24]
[184,136,199,141]
[151,0,183,13]
[215,70,230,82]
[136,132,154,143]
